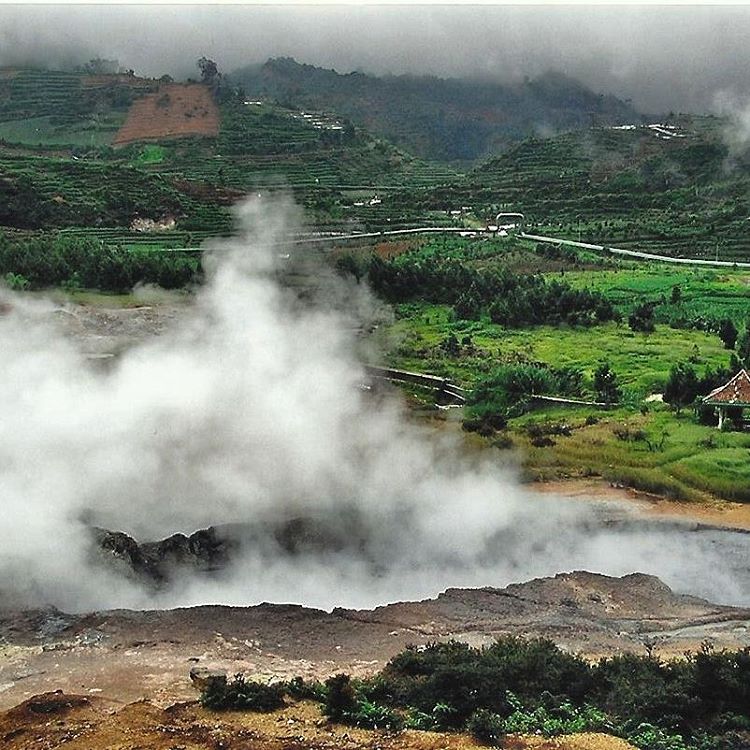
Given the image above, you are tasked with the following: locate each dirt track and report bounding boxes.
[113,83,219,145]
[531,478,750,531]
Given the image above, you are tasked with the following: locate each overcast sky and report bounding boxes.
[2,4,750,112]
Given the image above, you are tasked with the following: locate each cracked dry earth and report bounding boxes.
[1,571,749,750]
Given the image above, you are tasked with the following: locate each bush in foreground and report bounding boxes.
[200,673,285,712]
[199,639,750,749]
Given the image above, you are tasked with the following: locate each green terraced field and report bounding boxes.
[0,114,127,147]
[0,70,84,121]
[557,266,750,325]
[3,69,750,263]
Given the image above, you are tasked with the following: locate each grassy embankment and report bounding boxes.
[370,237,750,503]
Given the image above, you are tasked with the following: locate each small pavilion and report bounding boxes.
[702,368,750,430]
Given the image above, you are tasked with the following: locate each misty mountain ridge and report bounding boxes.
[232,57,642,163]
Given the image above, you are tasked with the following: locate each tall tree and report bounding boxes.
[628,302,655,333]
[736,326,750,369]
[718,318,738,350]
[197,57,221,91]
[593,362,622,404]
[663,362,700,414]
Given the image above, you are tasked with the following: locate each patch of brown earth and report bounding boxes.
[374,239,421,259]
[0,692,635,750]
[530,478,750,531]
[113,83,219,146]
[172,177,245,205]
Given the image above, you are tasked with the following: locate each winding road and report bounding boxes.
[287,225,750,269]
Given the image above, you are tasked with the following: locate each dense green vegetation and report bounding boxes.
[0,68,153,143]
[2,65,749,506]
[201,638,750,749]
[361,238,616,326]
[200,673,286,712]
[366,235,750,502]
[559,265,750,328]
[396,118,750,263]
[0,67,460,240]
[0,232,199,291]
[0,154,193,229]
[4,65,750,266]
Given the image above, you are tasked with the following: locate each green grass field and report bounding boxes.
[379,302,731,395]
[515,407,750,502]
[373,250,749,503]
[0,114,126,147]
[557,265,750,324]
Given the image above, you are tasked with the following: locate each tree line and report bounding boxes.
[0,233,199,292]
[358,253,617,327]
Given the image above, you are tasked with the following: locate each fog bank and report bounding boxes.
[2,5,750,113]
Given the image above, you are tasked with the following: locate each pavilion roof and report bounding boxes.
[703,368,750,406]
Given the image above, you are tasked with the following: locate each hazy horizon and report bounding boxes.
[2,5,750,114]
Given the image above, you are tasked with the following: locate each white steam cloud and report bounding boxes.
[0,196,748,614]
[714,90,750,161]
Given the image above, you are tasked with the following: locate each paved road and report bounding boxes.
[152,225,750,269]
[520,232,750,269]
[297,227,750,269]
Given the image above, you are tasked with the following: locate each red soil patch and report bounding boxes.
[113,83,219,146]
[374,239,421,259]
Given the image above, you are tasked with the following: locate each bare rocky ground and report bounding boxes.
[1,571,747,750]
[45,290,190,359]
[2,571,749,714]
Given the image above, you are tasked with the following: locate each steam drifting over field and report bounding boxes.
[0,196,748,613]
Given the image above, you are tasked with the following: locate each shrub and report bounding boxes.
[501,693,613,737]
[0,232,200,291]
[467,708,505,745]
[323,673,357,721]
[200,673,285,712]
[291,640,750,748]
[663,362,701,414]
[3,272,29,290]
[285,676,326,701]
[594,362,622,404]
[465,363,583,430]
[323,673,404,731]
[345,697,404,731]
[629,302,656,333]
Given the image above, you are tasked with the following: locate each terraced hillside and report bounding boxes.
[5,66,750,262]
[392,117,750,263]
[0,68,158,150]
[482,118,750,262]
[233,58,640,163]
[0,68,462,241]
